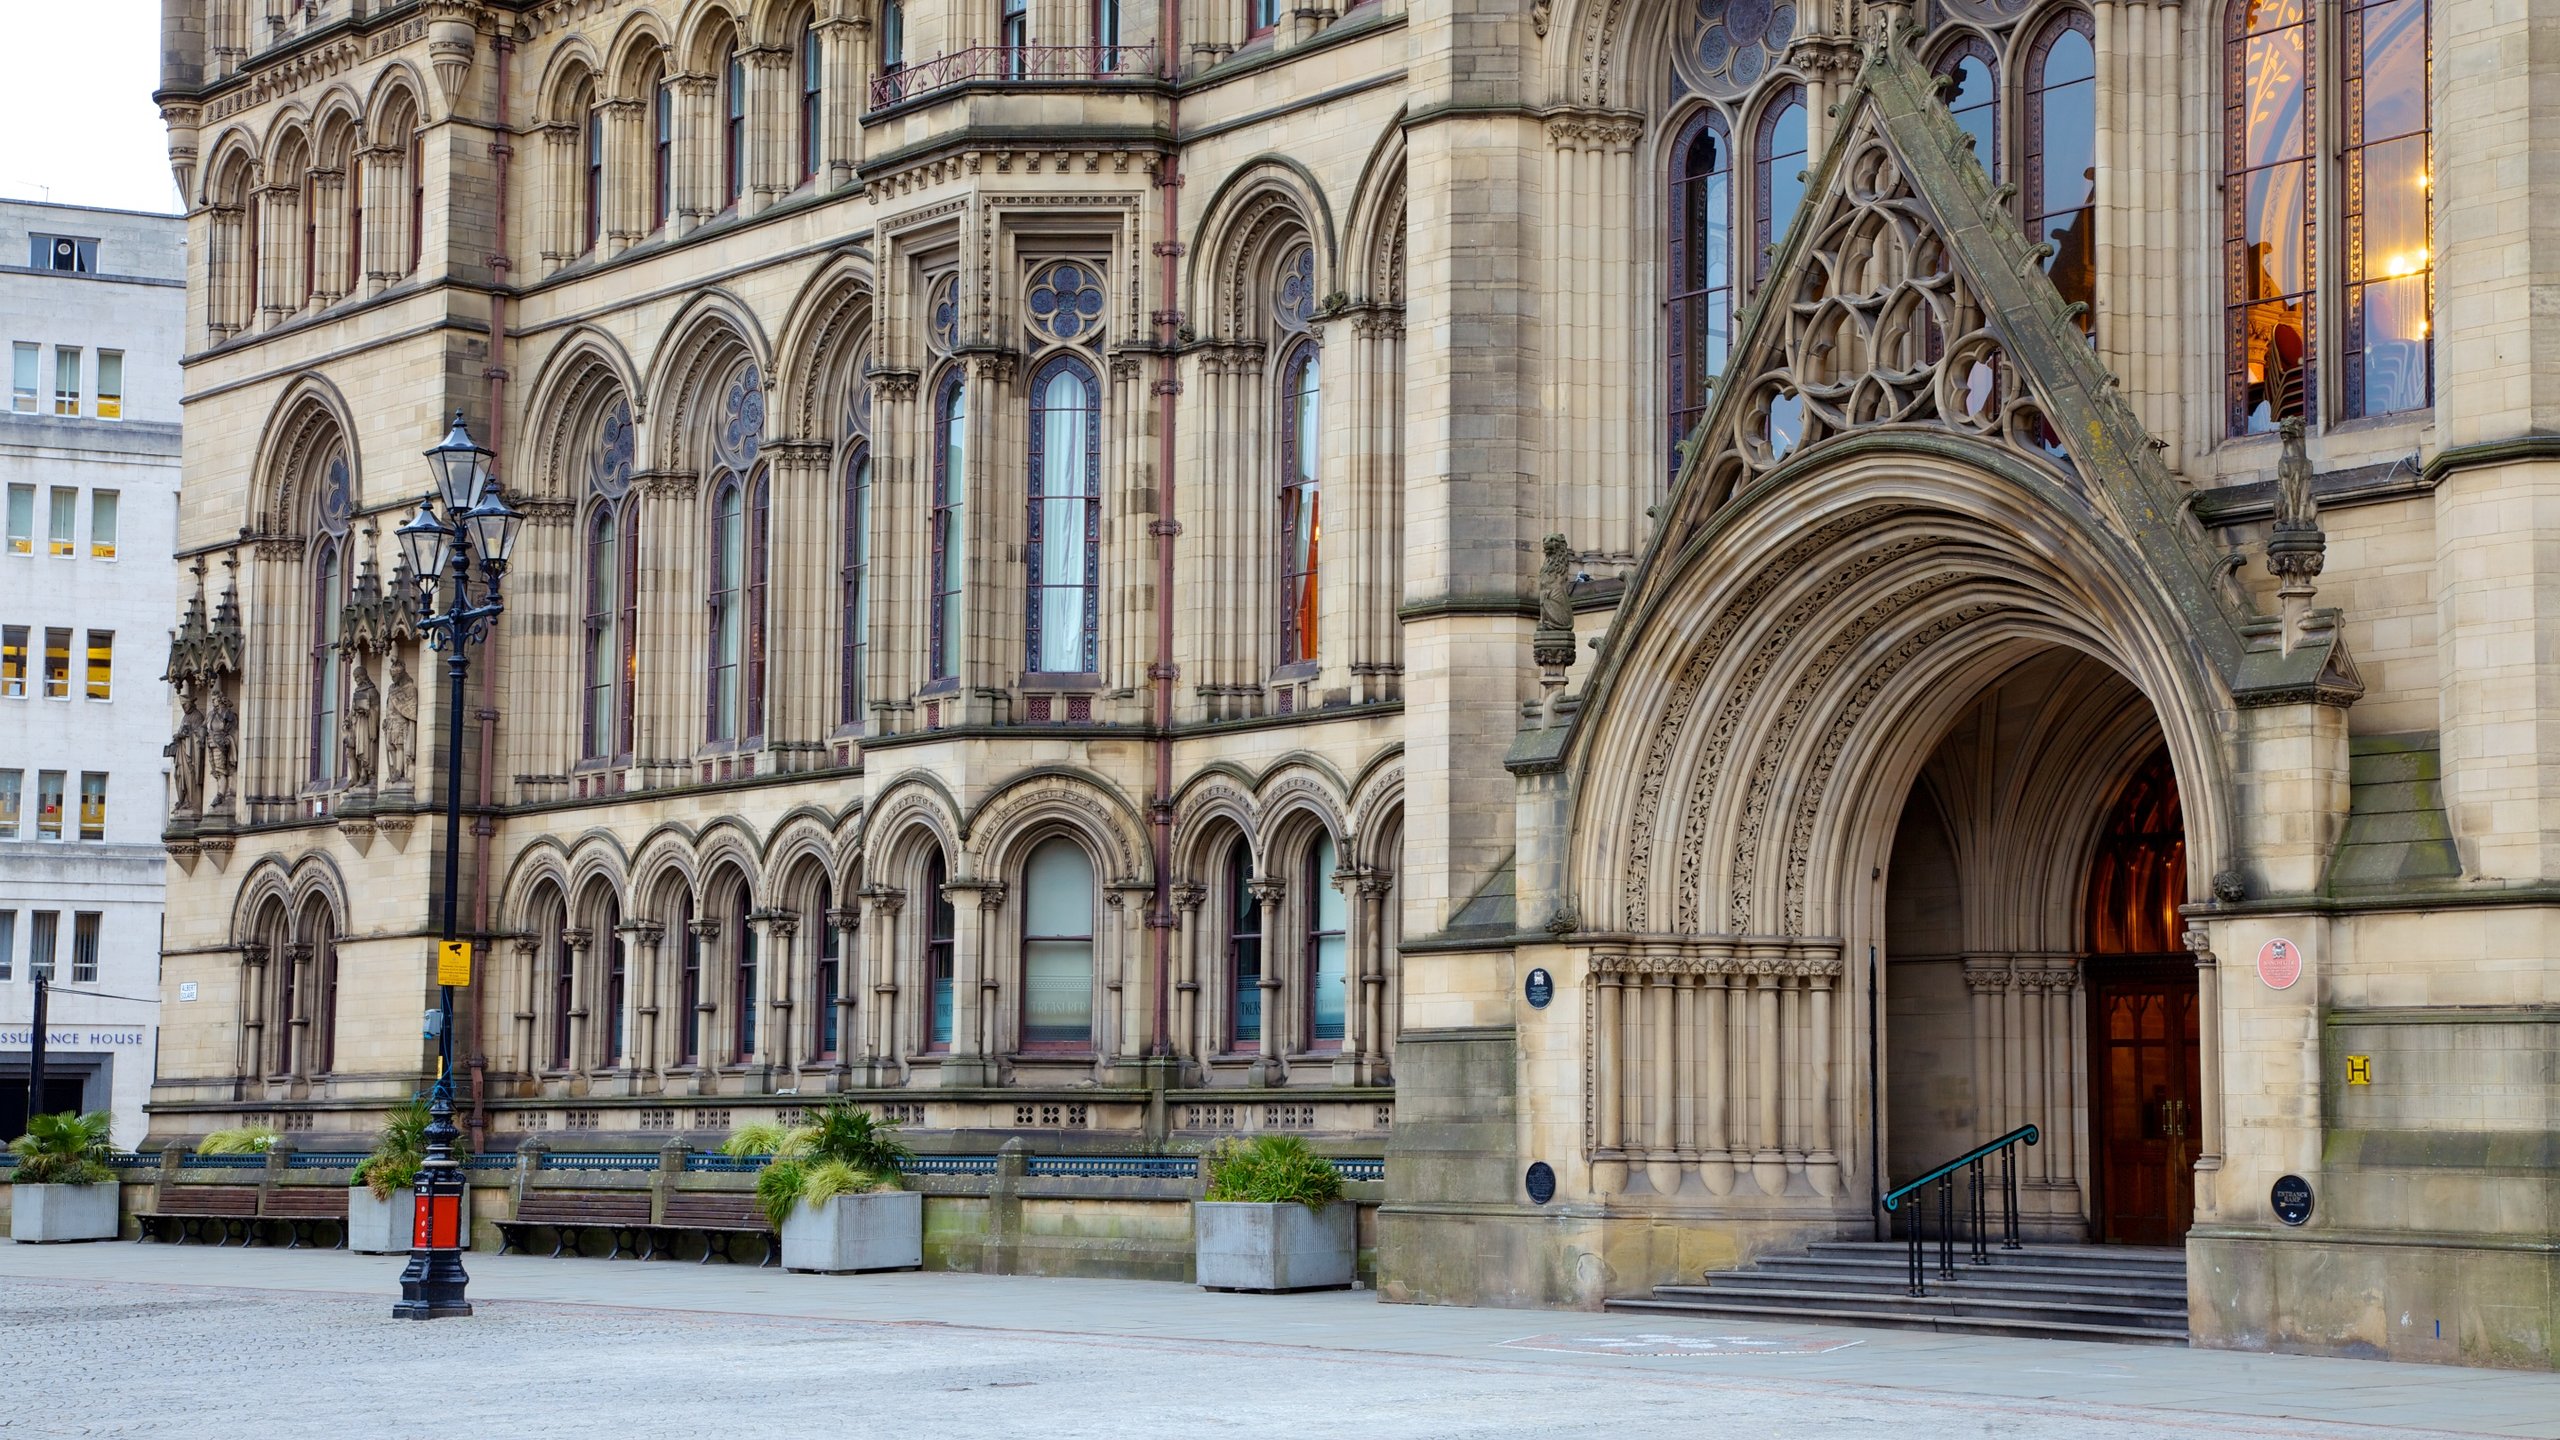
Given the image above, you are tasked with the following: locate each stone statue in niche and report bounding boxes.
[382,651,418,790]
[2272,416,2318,534]
[1534,533,1578,674]
[344,655,380,791]
[166,680,205,817]
[206,684,237,814]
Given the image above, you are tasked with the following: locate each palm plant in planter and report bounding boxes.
[1195,1135,1354,1292]
[9,1110,121,1243]
[345,1097,469,1253]
[725,1104,921,1274]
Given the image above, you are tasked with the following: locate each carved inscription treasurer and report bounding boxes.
[1585,942,1844,1203]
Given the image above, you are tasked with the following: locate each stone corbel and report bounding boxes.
[426,9,479,117]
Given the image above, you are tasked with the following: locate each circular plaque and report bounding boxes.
[1524,1161,1557,1205]
[2271,1174,2314,1226]
[1524,968,1554,1009]
[2257,937,2303,990]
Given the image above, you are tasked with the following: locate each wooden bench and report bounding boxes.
[260,1186,349,1249]
[656,1193,776,1266]
[135,1185,261,1246]
[496,1191,656,1259]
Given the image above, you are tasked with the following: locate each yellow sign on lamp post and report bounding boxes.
[436,940,473,987]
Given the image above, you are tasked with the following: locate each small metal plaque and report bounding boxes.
[1525,1161,1557,1205]
[2272,1174,2314,1227]
[1525,968,1554,1009]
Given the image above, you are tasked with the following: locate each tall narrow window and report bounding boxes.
[408,126,424,272]
[53,347,79,416]
[2027,14,2097,341]
[30,910,58,977]
[583,89,604,252]
[1,627,25,695]
[315,928,339,1072]
[5,484,30,551]
[35,771,63,840]
[582,505,622,760]
[47,486,75,556]
[1021,838,1095,1050]
[880,0,905,74]
[1935,38,2000,180]
[89,490,117,558]
[1278,344,1321,666]
[678,898,703,1065]
[2227,0,2314,434]
[96,352,123,421]
[310,538,345,782]
[71,911,99,983]
[344,155,363,299]
[0,770,18,834]
[707,477,745,742]
[745,473,770,740]
[1667,110,1733,467]
[1754,88,1808,282]
[0,910,14,979]
[732,894,758,1062]
[929,372,967,682]
[41,628,69,698]
[1001,0,1029,75]
[10,344,36,413]
[76,773,104,841]
[1304,835,1347,1047]
[1028,356,1100,674]
[552,925,575,1068]
[652,70,674,231]
[813,880,840,1060]
[2344,0,2431,417]
[800,18,823,184]
[84,631,111,700]
[604,908,628,1066]
[1095,0,1122,67]
[926,853,956,1049]
[840,446,871,727]
[723,42,746,209]
[301,171,317,304]
[1226,843,1261,1047]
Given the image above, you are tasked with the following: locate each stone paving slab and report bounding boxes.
[2,1243,2555,1439]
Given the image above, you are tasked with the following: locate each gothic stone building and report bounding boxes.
[152,0,2556,1365]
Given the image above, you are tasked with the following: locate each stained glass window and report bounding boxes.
[2226,0,2315,434]
[2344,0,2430,417]
[1668,110,1733,469]
[2027,14,2097,341]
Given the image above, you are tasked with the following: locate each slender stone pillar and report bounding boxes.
[1248,876,1287,1083]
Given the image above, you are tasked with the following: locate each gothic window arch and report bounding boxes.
[549,901,577,1068]
[728,881,757,1062]
[1667,107,1734,466]
[2343,0,2431,417]
[582,398,639,763]
[705,472,753,743]
[599,895,628,1067]
[676,892,703,1064]
[811,876,840,1060]
[797,12,824,186]
[929,367,967,682]
[308,907,341,1074]
[303,450,353,789]
[840,441,872,727]
[580,78,604,253]
[1276,339,1321,667]
[1027,351,1101,675]
[1932,34,2001,182]
[2026,11,2097,342]
[649,59,674,231]
[2227,0,2315,434]
[1224,839,1261,1050]
[1020,835,1097,1051]
[721,36,747,210]
[1752,86,1808,284]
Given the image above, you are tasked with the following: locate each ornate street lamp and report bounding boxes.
[393,412,522,1321]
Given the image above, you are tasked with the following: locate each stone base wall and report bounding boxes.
[2190,1228,2560,1369]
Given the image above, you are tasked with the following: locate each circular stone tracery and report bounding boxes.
[1677,0,1797,100]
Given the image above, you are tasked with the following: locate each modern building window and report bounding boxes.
[35,771,64,840]
[678,897,703,1065]
[812,879,839,1060]
[1027,355,1100,674]
[706,476,746,742]
[30,234,97,271]
[1278,343,1322,666]
[1754,88,1809,282]
[722,41,747,209]
[71,911,99,983]
[89,490,117,558]
[30,909,59,977]
[926,852,955,1049]
[731,893,758,1062]
[9,344,35,412]
[1667,109,1733,466]
[840,445,870,727]
[2228,0,2315,434]
[77,773,104,840]
[552,926,576,1068]
[1001,0,1029,75]
[581,503,635,761]
[2343,0,2431,417]
[41,627,70,698]
[1935,37,2000,179]
[84,631,112,701]
[929,372,967,682]
[799,17,823,184]
[652,67,674,231]
[48,487,75,556]
[0,770,19,833]
[52,346,79,416]
[2027,14,2098,342]
[880,0,905,74]
[1,626,25,695]
[0,910,13,979]
[1304,834,1347,1046]
[309,537,346,783]
[1227,843,1261,1047]
[96,351,123,421]
[583,88,605,253]
[1021,838,1095,1050]
[5,484,29,551]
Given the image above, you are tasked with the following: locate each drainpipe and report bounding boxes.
[468,27,516,1153]
[1146,1,1185,1064]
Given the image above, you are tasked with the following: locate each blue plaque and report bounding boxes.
[2271,1174,2314,1226]
[1525,1161,1557,1205]
[1525,967,1554,1009]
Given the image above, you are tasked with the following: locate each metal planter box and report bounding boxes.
[779,1190,923,1274]
[9,1183,119,1243]
[347,1186,462,1254]
[1194,1201,1355,1292]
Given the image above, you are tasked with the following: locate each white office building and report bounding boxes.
[1,199,183,1146]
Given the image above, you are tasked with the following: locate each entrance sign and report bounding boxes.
[436,941,474,987]
[2271,1174,2314,1226]
[2256,937,2302,990]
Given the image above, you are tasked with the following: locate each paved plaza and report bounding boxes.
[3,1243,2556,1439]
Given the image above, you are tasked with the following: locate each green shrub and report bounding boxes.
[734,1103,911,1226]
[351,1096,469,1199]
[10,1110,115,1186]
[1201,1135,1343,1208]
[195,1125,281,1155]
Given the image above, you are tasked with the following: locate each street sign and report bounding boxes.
[2256,937,2302,990]
[436,940,473,987]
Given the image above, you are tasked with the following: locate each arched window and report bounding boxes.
[730,888,757,1062]
[1278,342,1321,666]
[1303,834,1347,1047]
[342,144,363,299]
[308,535,345,785]
[812,879,839,1060]
[602,900,627,1066]
[1001,0,1029,75]
[651,65,674,231]
[926,851,956,1049]
[2227,0,2314,434]
[1753,86,1808,282]
[312,917,339,1073]
[799,17,824,185]
[1934,37,2000,180]
[1028,356,1100,674]
[677,895,702,1064]
[1021,837,1095,1050]
[880,0,905,74]
[707,475,745,741]
[1226,842,1261,1048]
[582,85,604,252]
[1667,109,1733,466]
[300,163,317,306]
[406,124,424,273]
[746,471,770,740]
[929,371,967,682]
[1248,0,1280,36]
[2344,0,2431,417]
[722,40,746,209]
[840,444,871,727]
[551,921,576,1068]
[2086,747,2186,955]
[2027,14,2097,342]
[581,503,631,761]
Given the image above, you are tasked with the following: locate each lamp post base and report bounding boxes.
[392,1159,473,1319]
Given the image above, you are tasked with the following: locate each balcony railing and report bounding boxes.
[869,45,1158,112]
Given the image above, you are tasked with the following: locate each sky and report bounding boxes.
[0,0,184,214]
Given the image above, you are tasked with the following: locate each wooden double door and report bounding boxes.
[2088,958,2201,1246]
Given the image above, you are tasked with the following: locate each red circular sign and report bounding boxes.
[2257,937,2303,990]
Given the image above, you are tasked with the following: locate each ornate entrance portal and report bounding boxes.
[2084,749,2201,1246]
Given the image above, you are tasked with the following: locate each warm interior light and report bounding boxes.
[2379,247,2431,278]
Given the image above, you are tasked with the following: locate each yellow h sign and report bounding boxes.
[2346,1055,2372,1085]
[436,940,473,987]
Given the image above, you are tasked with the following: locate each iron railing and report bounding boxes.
[1881,1123,2037,1296]
[536,1151,661,1172]
[461,1155,519,1171]
[1024,1154,1195,1179]
[284,1151,371,1169]
[179,1153,269,1169]
[868,45,1157,110]
[1331,1158,1385,1182]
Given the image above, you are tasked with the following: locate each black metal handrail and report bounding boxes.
[1880,1123,2037,1296]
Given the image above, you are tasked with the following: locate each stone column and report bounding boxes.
[828,904,861,1085]
[534,121,578,275]
[753,910,799,1084]
[819,15,862,187]
[1698,948,1733,1195]
[1248,875,1287,1083]
[858,885,904,1082]
[1592,961,1625,1189]
[254,183,296,325]
[2184,927,2225,1202]
[237,941,268,1088]
[686,916,721,1092]
[283,941,313,1081]
[672,72,716,235]
[1356,872,1394,1082]
[560,928,593,1091]
[1963,956,2006,1142]
[305,167,346,306]
[1748,944,1788,1196]
[1171,881,1206,1066]
[746,44,790,212]
[940,878,1003,1086]
[1804,949,1839,1197]
[599,99,644,255]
